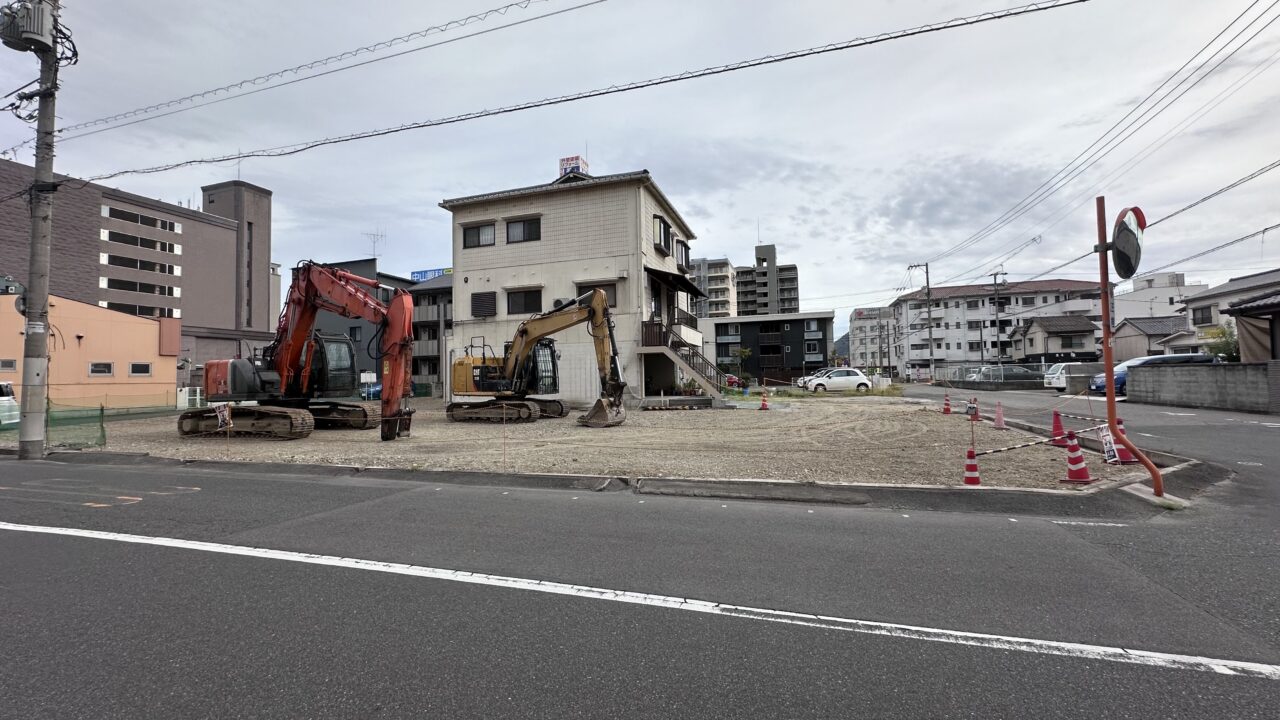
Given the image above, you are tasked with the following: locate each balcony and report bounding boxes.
[804,330,823,339]
[412,339,440,356]
[804,353,824,362]
[716,334,740,343]
[758,332,782,345]
[759,353,783,368]
[673,307,700,329]
[412,304,453,323]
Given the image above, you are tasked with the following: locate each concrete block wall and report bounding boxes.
[1128,363,1272,413]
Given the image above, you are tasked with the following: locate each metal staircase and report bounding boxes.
[641,320,727,397]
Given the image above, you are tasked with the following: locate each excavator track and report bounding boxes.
[446,400,540,423]
[309,401,382,430]
[177,406,315,440]
[527,398,568,418]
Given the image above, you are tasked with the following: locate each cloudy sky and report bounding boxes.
[3,0,1278,335]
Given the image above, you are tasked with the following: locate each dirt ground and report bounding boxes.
[39,396,1139,489]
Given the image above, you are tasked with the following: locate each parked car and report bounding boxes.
[1043,362,1083,390]
[1089,353,1220,395]
[361,382,382,400]
[970,366,1044,382]
[0,381,18,426]
[810,368,872,392]
[795,367,836,388]
[724,374,746,389]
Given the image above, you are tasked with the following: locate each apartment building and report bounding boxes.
[407,271,454,396]
[0,159,275,387]
[848,306,893,374]
[699,311,835,383]
[735,244,799,315]
[1164,268,1280,355]
[309,258,416,381]
[890,279,1103,376]
[440,162,721,406]
[689,257,737,318]
[1113,272,1206,321]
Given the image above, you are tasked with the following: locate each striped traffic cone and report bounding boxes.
[993,402,1007,430]
[1112,418,1139,465]
[759,390,769,411]
[970,397,981,423]
[1050,410,1070,447]
[964,448,981,485]
[943,394,952,415]
[1062,431,1093,484]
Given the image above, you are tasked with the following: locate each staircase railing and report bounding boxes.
[642,320,727,392]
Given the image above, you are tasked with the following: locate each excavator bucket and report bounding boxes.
[578,397,626,428]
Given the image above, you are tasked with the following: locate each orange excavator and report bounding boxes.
[178,261,414,441]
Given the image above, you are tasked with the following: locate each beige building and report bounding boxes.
[440,165,720,406]
[1,295,179,409]
[689,257,737,318]
[1110,316,1186,361]
[1008,315,1101,363]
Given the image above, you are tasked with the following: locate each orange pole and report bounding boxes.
[1096,197,1164,497]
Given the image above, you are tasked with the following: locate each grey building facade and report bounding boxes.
[408,272,454,396]
[734,244,799,315]
[699,310,834,383]
[848,306,893,374]
[689,257,737,318]
[0,159,275,387]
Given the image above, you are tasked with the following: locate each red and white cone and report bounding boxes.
[1050,410,1069,447]
[1062,431,1093,484]
[759,390,769,411]
[1112,418,1139,465]
[943,394,952,415]
[970,397,981,423]
[993,402,1007,430]
[964,448,981,485]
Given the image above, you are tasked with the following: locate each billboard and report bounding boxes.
[559,155,589,176]
[410,267,452,283]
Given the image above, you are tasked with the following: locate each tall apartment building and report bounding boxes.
[441,162,724,406]
[0,159,275,387]
[1113,271,1206,321]
[309,258,416,380]
[689,257,737,317]
[890,279,1103,376]
[734,244,799,315]
[700,311,834,383]
[848,306,893,373]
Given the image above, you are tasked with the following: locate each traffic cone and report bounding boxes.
[993,402,1007,430]
[1050,410,1069,447]
[759,389,769,411]
[943,394,951,415]
[1062,431,1093,484]
[1112,418,1139,465]
[970,397,980,422]
[964,447,981,485]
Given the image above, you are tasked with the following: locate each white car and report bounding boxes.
[795,367,836,388]
[809,368,872,392]
[1043,362,1082,390]
[0,381,18,426]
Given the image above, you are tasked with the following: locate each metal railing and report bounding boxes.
[642,319,727,391]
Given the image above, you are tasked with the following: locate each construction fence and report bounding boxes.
[0,392,181,450]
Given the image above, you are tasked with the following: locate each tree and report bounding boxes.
[1205,319,1240,362]
[733,347,752,383]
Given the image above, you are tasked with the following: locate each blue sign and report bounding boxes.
[411,267,452,282]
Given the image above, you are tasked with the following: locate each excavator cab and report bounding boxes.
[452,338,560,397]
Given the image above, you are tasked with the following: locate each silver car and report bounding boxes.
[0,381,18,426]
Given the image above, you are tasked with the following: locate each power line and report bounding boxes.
[1133,222,1280,278]
[1,0,560,156]
[924,0,1278,265]
[80,0,1094,183]
[1148,155,1280,227]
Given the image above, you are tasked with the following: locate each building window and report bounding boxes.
[106,302,178,319]
[1191,306,1214,326]
[719,324,741,336]
[349,326,363,343]
[805,341,820,353]
[101,229,179,255]
[945,343,951,350]
[0,358,15,372]
[102,205,181,233]
[1060,335,1085,349]
[463,224,496,248]
[471,291,497,317]
[652,216,673,255]
[968,342,981,352]
[1029,337,1036,348]
[88,362,114,377]
[105,277,179,297]
[506,218,541,244]
[676,239,690,269]
[966,300,980,309]
[804,319,819,331]
[128,362,152,377]
[967,320,981,330]
[576,283,617,308]
[103,254,180,276]
[507,289,542,315]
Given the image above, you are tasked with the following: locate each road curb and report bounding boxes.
[40,450,627,492]
[636,478,873,505]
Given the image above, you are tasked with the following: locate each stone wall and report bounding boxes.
[1128,363,1275,413]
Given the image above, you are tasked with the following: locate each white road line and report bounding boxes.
[2,521,1277,681]
[1052,521,1129,527]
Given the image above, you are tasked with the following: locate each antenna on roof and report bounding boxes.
[363,227,386,258]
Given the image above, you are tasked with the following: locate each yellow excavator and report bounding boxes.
[447,288,626,427]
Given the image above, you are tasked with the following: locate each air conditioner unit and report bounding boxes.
[1,1,54,53]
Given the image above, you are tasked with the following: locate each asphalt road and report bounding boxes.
[2,390,1279,718]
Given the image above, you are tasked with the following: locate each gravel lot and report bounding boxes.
[33,396,1139,489]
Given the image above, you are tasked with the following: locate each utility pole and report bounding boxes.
[7,0,60,460]
[990,269,1007,380]
[908,263,935,382]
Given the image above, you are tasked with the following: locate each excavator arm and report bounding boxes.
[266,261,415,440]
[505,288,627,427]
